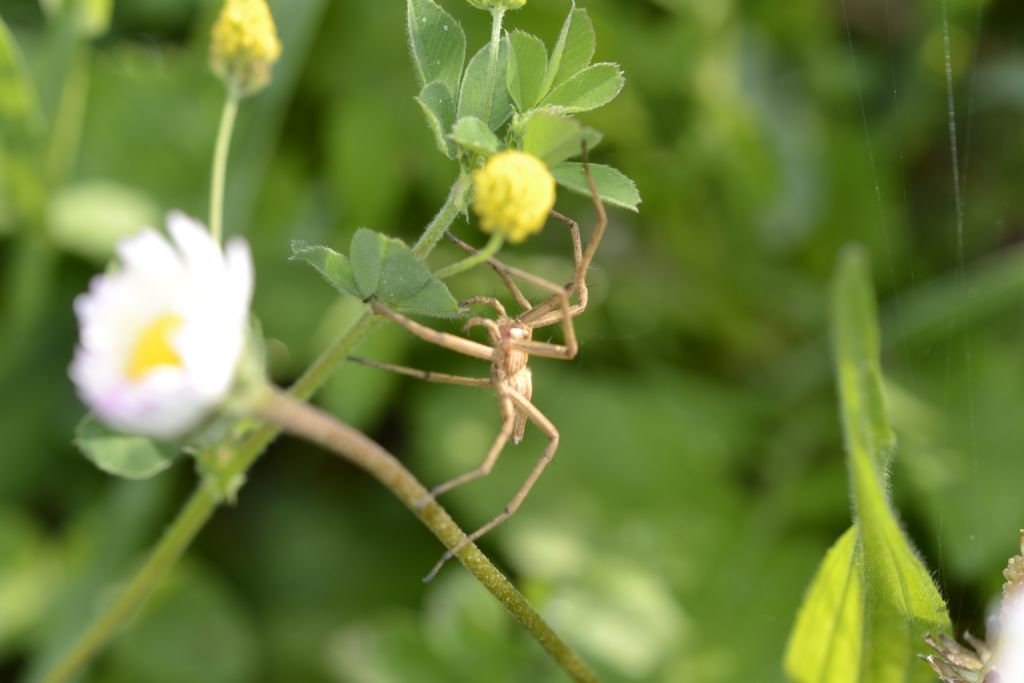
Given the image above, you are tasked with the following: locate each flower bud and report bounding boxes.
[209,0,282,97]
[465,0,526,11]
[472,151,555,244]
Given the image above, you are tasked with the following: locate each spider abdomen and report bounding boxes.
[509,367,533,443]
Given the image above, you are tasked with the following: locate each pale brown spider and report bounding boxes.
[355,156,607,581]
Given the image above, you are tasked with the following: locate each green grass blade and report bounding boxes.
[829,246,951,683]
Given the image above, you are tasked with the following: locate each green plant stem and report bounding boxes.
[413,171,472,258]
[253,387,601,683]
[209,89,240,243]
[434,232,504,280]
[483,8,506,125]
[36,486,218,683]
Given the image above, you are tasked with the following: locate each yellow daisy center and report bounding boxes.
[127,314,184,379]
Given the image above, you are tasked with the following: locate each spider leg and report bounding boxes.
[463,316,501,339]
[575,144,608,297]
[553,210,584,268]
[498,268,578,361]
[461,296,506,318]
[445,261,580,360]
[370,299,494,361]
[520,148,607,326]
[448,216,585,317]
[424,390,558,582]
[551,209,586,314]
[520,214,586,330]
[420,386,517,506]
[348,357,492,387]
[446,232,532,312]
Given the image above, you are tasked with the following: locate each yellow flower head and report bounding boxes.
[210,0,282,96]
[466,0,527,10]
[472,151,556,244]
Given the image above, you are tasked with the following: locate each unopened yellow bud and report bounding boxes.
[472,151,555,244]
[210,0,282,97]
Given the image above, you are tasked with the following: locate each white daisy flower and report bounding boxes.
[995,589,1024,682]
[70,211,254,440]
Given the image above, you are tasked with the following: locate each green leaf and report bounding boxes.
[817,247,950,682]
[522,112,601,166]
[833,249,894,467]
[395,278,462,318]
[551,162,641,212]
[350,228,385,297]
[294,230,459,318]
[74,416,183,480]
[415,81,457,159]
[290,241,360,299]
[506,31,548,111]
[549,7,595,89]
[458,41,511,130]
[450,116,500,157]
[542,5,595,95]
[377,237,435,304]
[784,525,864,683]
[406,0,466,97]
[541,62,624,114]
[366,230,459,317]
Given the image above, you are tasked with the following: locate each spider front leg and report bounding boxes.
[425,389,559,582]
[369,299,494,361]
[521,149,609,327]
[347,357,492,388]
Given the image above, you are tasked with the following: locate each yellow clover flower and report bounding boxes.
[472,151,556,244]
[210,0,282,96]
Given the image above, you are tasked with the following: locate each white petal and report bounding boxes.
[117,227,182,278]
[997,591,1024,681]
[225,236,254,315]
[167,211,224,283]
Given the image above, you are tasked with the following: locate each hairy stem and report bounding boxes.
[483,8,506,125]
[413,171,472,258]
[209,89,240,243]
[254,387,601,683]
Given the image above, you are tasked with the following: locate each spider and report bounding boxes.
[357,156,606,581]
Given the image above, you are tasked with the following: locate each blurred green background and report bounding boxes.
[2,0,1024,681]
